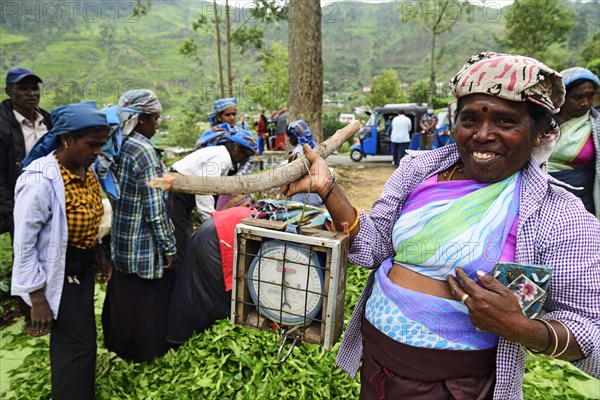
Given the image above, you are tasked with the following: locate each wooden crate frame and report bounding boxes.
[231,221,349,350]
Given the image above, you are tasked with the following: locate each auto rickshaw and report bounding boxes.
[350,104,427,162]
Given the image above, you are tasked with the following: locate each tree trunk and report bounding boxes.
[429,32,436,105]
[226,0,233,96]
[288,0,323,143]
[213,0,225,98]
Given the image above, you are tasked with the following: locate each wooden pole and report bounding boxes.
[226,0,233,97]
[148,121,360,195]
[213,0,225,97]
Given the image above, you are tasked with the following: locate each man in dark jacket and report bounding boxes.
[0,67,51,236]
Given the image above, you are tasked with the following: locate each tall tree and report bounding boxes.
[402,0,462,104]
[366,69,403,107]
[225,0,233,97]
[288,0,323,142]
[243,43,288,111]
[180,1,287,97]
[213,1,225,97]
[495,0,575,61]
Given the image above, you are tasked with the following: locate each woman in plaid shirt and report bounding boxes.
[102,90,177,363]
[12,102,113,400]
[284,53,600,399]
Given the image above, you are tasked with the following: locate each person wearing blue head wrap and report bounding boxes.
[11,101,112,400]
[548,67,600,218]
[285,120,323,207]
[217,129,258,153]
[200,98,238,152]
[208,97,237,127]
[195,122,235,150]
[168,129,256,263]
[22,101,109,168]
[287,119,316,154]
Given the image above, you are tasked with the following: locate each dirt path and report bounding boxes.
[335,165,395,212]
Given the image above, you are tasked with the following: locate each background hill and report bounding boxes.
[1,0,598,121]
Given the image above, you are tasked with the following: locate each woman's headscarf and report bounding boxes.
[208,98,236,126]
[560,67,600,90]
[449,52,566,167]
[450,52,565,113]
[217,130,257,151]
[95,89,162,199]
[117,89,163,136]
[22,102,108,168]
[195,122,237,149]
[286,120,316,148]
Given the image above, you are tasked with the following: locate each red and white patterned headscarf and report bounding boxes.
[450,52,565,113]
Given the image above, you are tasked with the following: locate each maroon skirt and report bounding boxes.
[360,316,496,400]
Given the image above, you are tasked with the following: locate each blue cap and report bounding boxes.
[6,67,42,85]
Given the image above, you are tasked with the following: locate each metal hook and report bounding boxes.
[276,327,301,363]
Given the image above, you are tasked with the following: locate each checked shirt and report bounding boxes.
[54,153,103,249]
[336,144,600,399]
[111,131,176,279]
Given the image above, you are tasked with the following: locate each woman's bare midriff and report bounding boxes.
[387,263,454,300]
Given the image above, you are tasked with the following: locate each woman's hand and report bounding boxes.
[447,267,529,341]
[282,144,334,198]
[164,254,176,270]
[96,245,113,283]
[29,290,53,335]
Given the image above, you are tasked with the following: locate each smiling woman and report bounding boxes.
[453,95,552,183]
[282,52,600,399]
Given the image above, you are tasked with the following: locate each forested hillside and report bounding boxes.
[1,0,598,117]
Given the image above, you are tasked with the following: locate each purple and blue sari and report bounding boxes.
[365,173,521,350]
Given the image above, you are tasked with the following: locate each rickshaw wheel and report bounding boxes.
[350,149,364,162]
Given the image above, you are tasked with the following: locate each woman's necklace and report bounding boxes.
[444,161,464,181]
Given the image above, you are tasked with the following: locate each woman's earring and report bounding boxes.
[63,140,70,149]
[139,121,144,125]
[535,135,542,146]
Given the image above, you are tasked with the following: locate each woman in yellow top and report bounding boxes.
[12,102,113,400]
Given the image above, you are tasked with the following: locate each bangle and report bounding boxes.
[521,318,559,359]
[529,318,552,354]
[552,320,571,358]
[331,205,360,234]
[541,318,559,357]
[321,177,337,204]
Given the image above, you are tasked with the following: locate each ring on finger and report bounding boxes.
[460,293,470,303]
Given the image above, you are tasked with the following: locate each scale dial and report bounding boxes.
[248,241,324,326]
